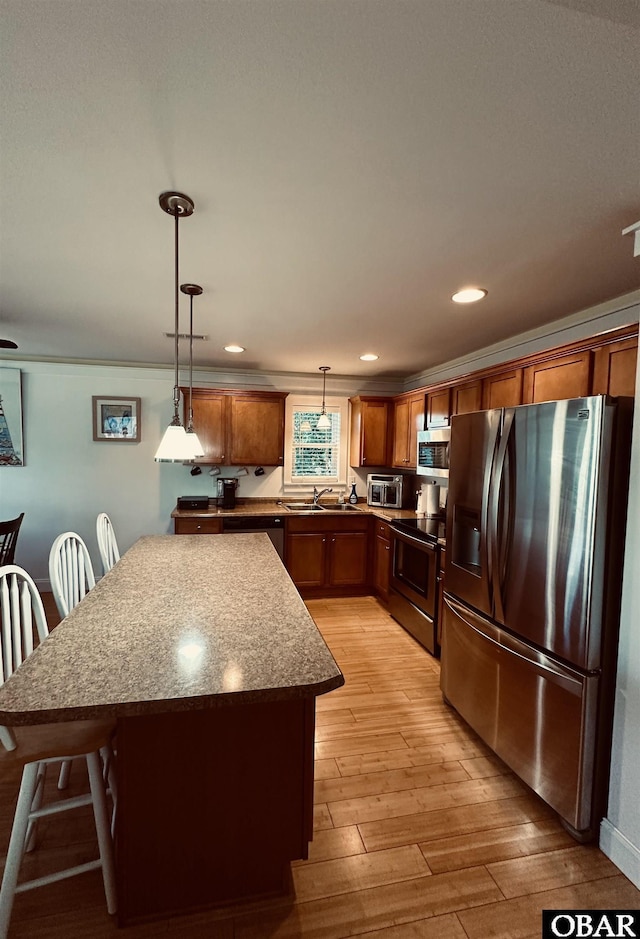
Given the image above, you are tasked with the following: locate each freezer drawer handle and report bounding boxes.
[444,596,584,695]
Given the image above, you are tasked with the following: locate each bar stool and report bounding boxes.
[0,564,117,938]
[48,531,96,620]
[96,513,120,576]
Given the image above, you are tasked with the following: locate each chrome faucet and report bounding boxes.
[313,486,333,504]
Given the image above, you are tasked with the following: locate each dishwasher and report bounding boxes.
[221,515,285,560]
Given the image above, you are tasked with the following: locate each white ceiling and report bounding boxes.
[1,0,639,380]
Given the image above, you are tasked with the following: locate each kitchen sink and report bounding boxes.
[282,503,326,511]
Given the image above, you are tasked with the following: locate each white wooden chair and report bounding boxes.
[48,531,97,789]
[48,531,96,620]
[0,565,117,938]
[96,513,120,576]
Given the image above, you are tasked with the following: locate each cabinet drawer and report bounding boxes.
[375,520,391,540]
[174,517,222,535]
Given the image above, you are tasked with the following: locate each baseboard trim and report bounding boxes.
[600,818,640,888]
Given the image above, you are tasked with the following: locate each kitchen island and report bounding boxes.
[0,534,344,925]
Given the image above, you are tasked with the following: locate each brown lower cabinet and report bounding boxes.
[286,515,370,597]
[372,519,392,603]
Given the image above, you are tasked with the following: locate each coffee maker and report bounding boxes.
[216,477,237,509]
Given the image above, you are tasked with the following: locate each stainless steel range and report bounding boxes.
[388,517,444,656]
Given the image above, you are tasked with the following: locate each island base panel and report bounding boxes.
[115,698,315,925]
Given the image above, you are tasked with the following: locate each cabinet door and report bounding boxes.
[373,523,392,602]
[391,398,411,467]
[436,548,446,648]
[286,533,327,587]
[406,394,425,467]
[482,368,523,410]
[451,381,482,416]
[228,394,286,465]
[592,337,638,397]
[190,391,227,463]
[350,397,390,467]
[426,388,450,427]
[328,532,369,586]
[522,351,591,404]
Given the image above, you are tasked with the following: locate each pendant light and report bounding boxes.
[154,190,196,462]
[316,366,331,430]
[180,283,204,459]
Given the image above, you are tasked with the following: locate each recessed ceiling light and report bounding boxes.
[360,353,379,361]
[224,345,245,354]
[451,287,488,304]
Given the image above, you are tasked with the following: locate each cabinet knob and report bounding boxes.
[385,545,390,551]
[196,524,202,531]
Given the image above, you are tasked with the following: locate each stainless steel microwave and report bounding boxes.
[367,473,416,509]
[416,427,450,478]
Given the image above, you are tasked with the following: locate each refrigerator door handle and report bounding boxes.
[489,408,514,624]
[444,594,584,695]
[483,412,502,612]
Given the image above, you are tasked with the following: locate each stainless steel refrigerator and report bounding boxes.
[441,395,632,841]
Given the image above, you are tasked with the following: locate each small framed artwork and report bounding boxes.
[92,396,141,442]
[0,367,24,466]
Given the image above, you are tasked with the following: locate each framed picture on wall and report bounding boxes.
[0,367,24,466]
[92,396,141,442]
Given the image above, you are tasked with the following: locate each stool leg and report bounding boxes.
[0,762,39,939]
[57,758,71,790]
[25,762,47,853]
[86,752,117,915]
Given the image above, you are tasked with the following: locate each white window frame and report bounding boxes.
[283,394,350,493]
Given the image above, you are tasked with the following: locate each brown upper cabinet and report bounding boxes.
[391,392,425,468]
[592,335,638,397]
[182,388,288,465]
[399,325,636,436]
[482,368,524,410]
[451,380,482,417]
[522,350,592,404]
[425,388,450,427]
[349,396,391,467]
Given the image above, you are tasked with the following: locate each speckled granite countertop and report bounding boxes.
[171,498,419,522]
[171,499,446,545]
[0,535,344,726]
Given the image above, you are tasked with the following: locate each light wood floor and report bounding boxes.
[2,596,638,937]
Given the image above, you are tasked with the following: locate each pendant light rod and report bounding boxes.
[159,191,195,426]
[319,366,330,413]
[180,283,203,431]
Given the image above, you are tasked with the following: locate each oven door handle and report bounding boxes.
[391,528,437,555]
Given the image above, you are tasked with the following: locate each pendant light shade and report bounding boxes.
[181,283,204,460]
[154,190,195,463]
[316,366,332,430]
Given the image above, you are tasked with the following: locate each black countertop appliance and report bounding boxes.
[216,478,238,509]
